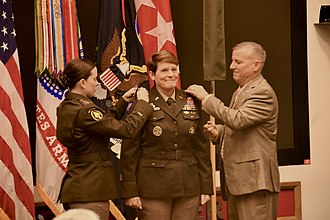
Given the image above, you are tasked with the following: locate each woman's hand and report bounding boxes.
[124,197,143,209]
[122,87,138,102]
[200,194,211,205]
[136,87,149,103]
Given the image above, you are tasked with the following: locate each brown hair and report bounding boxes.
[147,50,178,73]
[57,58,95,90]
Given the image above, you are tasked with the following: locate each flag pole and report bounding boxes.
[109,200,125,220]
[203,0,226,217]
[209,80,217,220]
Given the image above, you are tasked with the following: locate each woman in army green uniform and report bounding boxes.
[120,51,213,220]
[56,58,153,220]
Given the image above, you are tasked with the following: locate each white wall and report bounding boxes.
[279,0,330,219]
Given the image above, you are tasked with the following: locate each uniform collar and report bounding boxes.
[158,89,176,102]
[65,91,91,102]
[150,87,187,117]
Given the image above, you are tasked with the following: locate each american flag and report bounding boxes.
[99,68,121,91]
[0,1,35,220]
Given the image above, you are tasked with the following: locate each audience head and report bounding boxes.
[52,208,100,220]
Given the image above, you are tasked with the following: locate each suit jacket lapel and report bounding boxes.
[233,74,264,108]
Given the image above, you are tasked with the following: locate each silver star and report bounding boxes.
[2,11,7,20]
[1,26,8,36]
[134,0,155,12]
[145,12,176,51]
[11,28,16,37]
[1,42,9,52]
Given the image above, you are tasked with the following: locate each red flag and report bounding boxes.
[0,1,35,220]
[134,0,181,88]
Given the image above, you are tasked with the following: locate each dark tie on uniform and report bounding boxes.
[167,97,176,113]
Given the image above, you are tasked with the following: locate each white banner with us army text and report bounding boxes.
[35,78,67,215]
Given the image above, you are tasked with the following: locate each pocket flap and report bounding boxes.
[182,112,200,120]
[234,152,261,163]
[101,160,112,167]
[186,157,198,166]
[141,160,166,168]
[150,111,165,121]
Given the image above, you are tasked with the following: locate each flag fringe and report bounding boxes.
[36,179,63,216]
[37,178,127,219]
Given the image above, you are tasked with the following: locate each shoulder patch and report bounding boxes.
[88,109,104,121]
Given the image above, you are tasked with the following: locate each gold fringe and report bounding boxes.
[0,208,10,220]
[35,178,63,216]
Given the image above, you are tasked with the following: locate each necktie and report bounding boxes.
[167,98,176,113]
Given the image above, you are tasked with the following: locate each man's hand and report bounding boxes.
[124,197,143,209]
[185,84,209,101]
[203,121,218,141]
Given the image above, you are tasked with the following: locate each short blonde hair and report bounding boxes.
[233,41,266,68]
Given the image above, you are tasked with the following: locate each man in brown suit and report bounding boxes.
[186,42,280,220]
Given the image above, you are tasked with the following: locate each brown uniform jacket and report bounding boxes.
[203,74,280,199]
[56,92,152,203]
[120,87,213,199]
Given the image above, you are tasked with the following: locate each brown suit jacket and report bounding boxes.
[56,92,152,203]
[120,87,213,198]
[203,74,280,199]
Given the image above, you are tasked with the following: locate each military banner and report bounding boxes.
[34,0,82,215]
[203,0,226,81]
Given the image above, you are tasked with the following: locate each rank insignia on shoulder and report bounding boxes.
[88,109,104,121]
[182,97,197,111]
[79,99,91,105]
[151,103,160,111]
